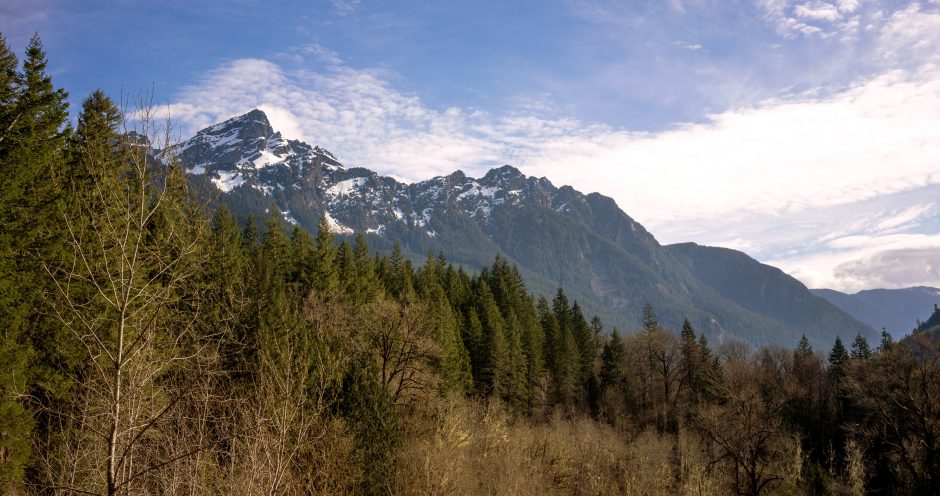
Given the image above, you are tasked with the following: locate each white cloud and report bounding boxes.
[874,204,935,232]
[257,104,305,142]
[836,247,940,288]
[299,43,343,66]
[758,0,940,45]
[170,60,940,212]
[794,2,842,22]
[538,70,939,225]
[758,0,836,37]
[877,3,940,65]
[773,234,940,291]
[164,1,940,292]
[675,41,703,50]
[838,0,860,13]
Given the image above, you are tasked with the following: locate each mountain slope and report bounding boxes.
[812,286,940,338]
[168,109,875,348]
[668,243,876,345]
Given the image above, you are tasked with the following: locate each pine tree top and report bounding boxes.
[829,336,849,372]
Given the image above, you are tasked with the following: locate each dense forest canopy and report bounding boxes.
[1,34,939,495]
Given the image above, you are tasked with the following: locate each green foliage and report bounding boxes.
[312,214,339,294]
[262,208,292,278]
[642,303,660,334]
[878,328,894,352]
[340,357,402,495]
[349,234,380,304]
[829,337,849,378]
[796,334,813,356]
[0,34,69,490]
[427,284,473,393]
[850,334,871,360]
[600,330,626,391]
[463,308,484,386]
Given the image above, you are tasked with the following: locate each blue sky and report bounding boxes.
[4,0,940,292]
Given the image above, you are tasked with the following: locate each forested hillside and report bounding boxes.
[1,34,939,496]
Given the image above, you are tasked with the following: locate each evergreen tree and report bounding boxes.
[642,303,660,334]
[340,357,401,496]
[349,234,380,304]
[503,309,530,410]
[414,251,436,295]
[209,206,252,380]
[590,316,603,351]
[698,332,712,361]
[311,214,339,295]
[427,285,473,393]
[386,242,413,299]
[261,209,292,280]
[552,288,571,333]
[538,297,558,384]
[556,320,581,407]
[679,319,702,402]
[335,240,354,295]
[67,89,121,197]
[519,302,545,409]
[829,336,849,379]
[0,34,68,489]
[0,34,19,146]
[477,282,509,398]
[463,308,484,387]
[878,328,894,353]
[850,333,871,360]
[242,214,259,254]
[697,333,723,403]
[291,226,315,291]
[599,330,626,390]
[571,302,596,381]
[545,289,581,408]
[796,334,813,357]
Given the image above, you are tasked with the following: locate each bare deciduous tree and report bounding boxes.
[362,297,438,406]
[844,333,940,494]
[39,100,211,496]
[694,358,798,496]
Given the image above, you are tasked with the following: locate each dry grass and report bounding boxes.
[395,396,731,496]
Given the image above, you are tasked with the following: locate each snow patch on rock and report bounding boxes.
[324,211,354,235]
[212,170,244,192]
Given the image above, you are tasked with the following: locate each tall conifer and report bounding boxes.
[0,35,68,488]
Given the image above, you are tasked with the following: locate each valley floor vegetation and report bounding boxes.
[2,34,939,496]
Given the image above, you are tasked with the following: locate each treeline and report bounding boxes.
[1,34,940,495]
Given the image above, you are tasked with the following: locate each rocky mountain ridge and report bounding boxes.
[169,109,877,349]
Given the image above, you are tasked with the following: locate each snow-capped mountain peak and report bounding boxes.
[168,109,343,194]
[171,109,629,244]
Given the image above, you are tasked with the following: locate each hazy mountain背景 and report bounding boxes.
[812,286,940,338]
[168,109,876,348]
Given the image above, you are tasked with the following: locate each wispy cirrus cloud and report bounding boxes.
[329,0,361,16]
[299,43,344,66]
[0,0,52,46]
